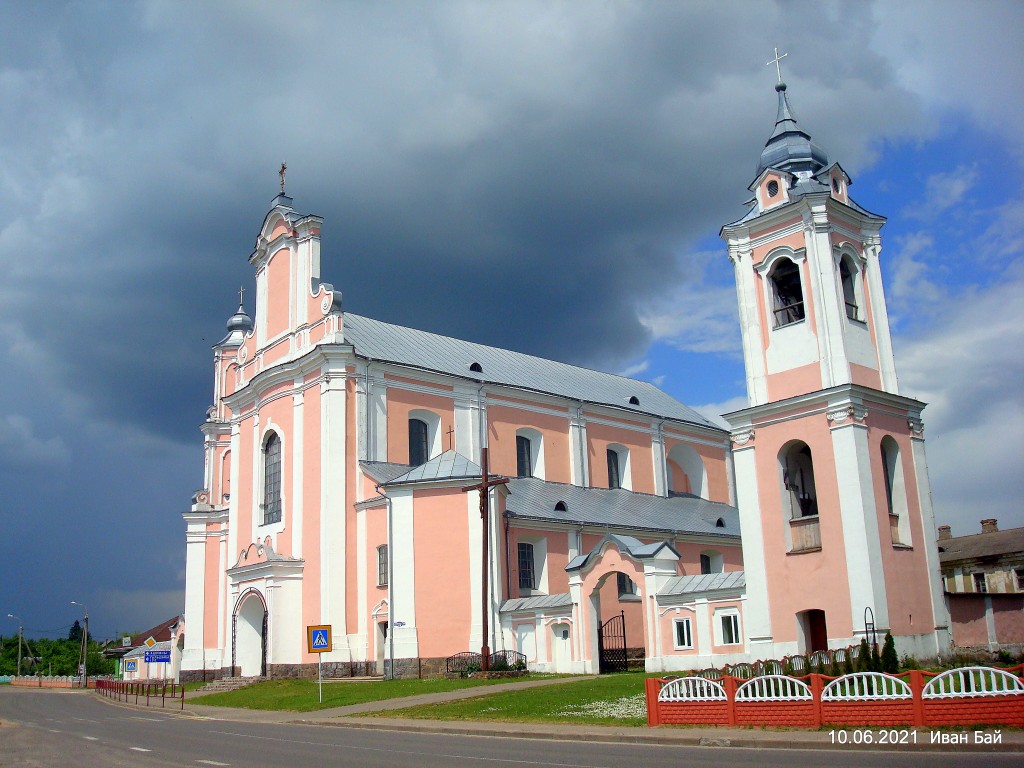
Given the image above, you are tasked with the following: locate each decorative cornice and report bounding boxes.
[908,416,925,438]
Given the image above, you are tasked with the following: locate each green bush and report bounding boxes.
[881,632,899,674]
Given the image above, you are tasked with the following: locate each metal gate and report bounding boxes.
[598,611,627,673]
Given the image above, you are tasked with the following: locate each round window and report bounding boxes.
[767,180,779,197]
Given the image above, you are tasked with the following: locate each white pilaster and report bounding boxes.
[863,237,900,394]
[830,416,890,632]
[730,243,768,406]
[390,489,419,658]
[292,384,304,558]
[909,427,951,640]
[731,437,773,656]
[320,374,348,648]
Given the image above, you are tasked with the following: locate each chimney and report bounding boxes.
[938,525,952,541]
[980,518,999,534]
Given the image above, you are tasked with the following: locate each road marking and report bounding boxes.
[129,716,164,722]
[196,761,230,766]
[48,729,61,733]
[209,730,606,768]
[130,747,152,752]
[84,736,99,741]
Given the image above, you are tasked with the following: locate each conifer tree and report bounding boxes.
[881,631,899,674]
[857,638,871,672]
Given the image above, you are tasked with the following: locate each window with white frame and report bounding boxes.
[769,258,805,327]
[262,432,282,525]
[516,435,532,478]
[518,542,535,591]
[408,418,429,466]
[673,617,693,650]
[717,611,741,646]
[839,256,860,321]
[606,444,630,490]
[1015,569,1024,591]
[377,545,388,587]
[973,573,988,593]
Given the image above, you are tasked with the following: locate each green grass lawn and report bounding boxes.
[360,672,652,726]
[191,675,556,712]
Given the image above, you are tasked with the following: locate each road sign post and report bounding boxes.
[307,625,332,703]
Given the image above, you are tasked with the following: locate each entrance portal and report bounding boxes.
[798,609,828,653]
[598,611,627,673]
[234,591,267,677]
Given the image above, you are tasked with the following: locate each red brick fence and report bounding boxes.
[645,665,1024,728]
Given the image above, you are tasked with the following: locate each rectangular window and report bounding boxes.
[607,449,621,489]
[673,618,693,650]
[973,573,988,593]
[1016,569,1024,591]
[720,613,740,645]
[617,572,635,597]
[518,542,535,591]
[377,545,388,587]
[516,435,532,478]
[263,434,282,525]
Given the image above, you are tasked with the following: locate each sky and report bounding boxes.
[1,1,1021,640]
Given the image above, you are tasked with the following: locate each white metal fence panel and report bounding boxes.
[822,672,912,701]
[922,667,1024,699]
[658,677,727,702]
[735,675,812,702]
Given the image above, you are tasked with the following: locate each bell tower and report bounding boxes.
[721,62,950,661]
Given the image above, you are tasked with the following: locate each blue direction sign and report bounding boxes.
[144,650,171,663]
[124,660,137,672]
[307,624,332,654]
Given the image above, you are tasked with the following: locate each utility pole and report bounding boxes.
[71,601,89,687]
[7,615,23,676]
[461,448,506,672]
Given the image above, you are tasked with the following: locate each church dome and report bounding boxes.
[226,303,253,334]
[756,82,829,177]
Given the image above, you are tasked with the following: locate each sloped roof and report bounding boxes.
[939,527,1024,564]
[377,450,488,487]
[362,460,422,485]
[506,477,740,539]
[566,533,680,572]
[499,593,573,613]
[659,570,746,597]
[342,313,717,429]
[123,640,172,659]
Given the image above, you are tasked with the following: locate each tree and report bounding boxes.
[68,620,83,642]
[881,631,899,674]
[857,639,872,672]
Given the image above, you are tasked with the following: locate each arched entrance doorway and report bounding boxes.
[797,609,828,653]
[588,569,646,673]
[233,589,267,678]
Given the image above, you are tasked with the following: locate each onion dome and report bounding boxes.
[226,302,252,334]
[756,82,829,177]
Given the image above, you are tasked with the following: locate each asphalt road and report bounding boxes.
[1,688,1020,768]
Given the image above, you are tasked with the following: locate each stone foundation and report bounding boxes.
[179,669,225,684]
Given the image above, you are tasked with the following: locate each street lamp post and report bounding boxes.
[6,614,23,676]
[71,601,89,687]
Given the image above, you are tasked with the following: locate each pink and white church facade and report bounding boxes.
[180,81,950,681]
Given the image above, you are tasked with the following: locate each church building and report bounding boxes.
[180,77,950,681]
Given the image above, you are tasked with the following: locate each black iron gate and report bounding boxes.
[598,611,627,673]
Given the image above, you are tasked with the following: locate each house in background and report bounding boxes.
[939,519,1024,651]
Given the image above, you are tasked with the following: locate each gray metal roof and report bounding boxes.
[361,461,415,485]
[342,312,718,429]
[379,450,487,487]
[506,477,740,539]
[756,82,829,178]
[659,570,746,597]
[499,593,573,613]
[566,533,681,572]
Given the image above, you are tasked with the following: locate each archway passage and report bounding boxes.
[234,591,267,677]
[588,568,647,673]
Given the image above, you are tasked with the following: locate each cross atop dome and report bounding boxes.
[767,46,787,85]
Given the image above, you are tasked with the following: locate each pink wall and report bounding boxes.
[413,488,473,657]
[265,247,290,339]
[586,418,655,493]
[663,435,730,503]
[487,401,571,482]
[385,378,454,464]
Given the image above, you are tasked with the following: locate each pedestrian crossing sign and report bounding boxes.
[307,624,332,654]
[125,660,137,672]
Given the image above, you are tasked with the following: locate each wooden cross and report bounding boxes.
[279,162,287,194]
[461,447,507,671]
[445,425,455,451]
[767,47,788,84]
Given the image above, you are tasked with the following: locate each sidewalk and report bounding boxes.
[177,677,1024,752]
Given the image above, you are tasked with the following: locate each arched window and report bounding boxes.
[262,432,282,525]
[779,441,820,553]
[769,258,805,327]
[516,435,532,478]
[408,418,429,466]
[840,256,859,321]
[607,448,621,489]
[700,551,724,574]
[515,428,544,479]
[881,436,911,546]
[666,442,707,499]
